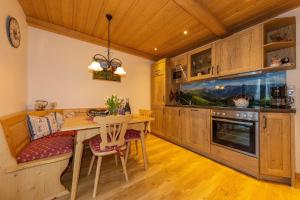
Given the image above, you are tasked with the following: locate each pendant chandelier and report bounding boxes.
[88,14,126,75]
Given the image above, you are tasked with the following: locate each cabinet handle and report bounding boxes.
[217,65,220,74]
[191,109,198,111]
[211,66,214,75]
[263,115,267,129]
[178,109,181,116]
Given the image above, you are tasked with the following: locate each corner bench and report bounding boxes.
[0,110,75,200]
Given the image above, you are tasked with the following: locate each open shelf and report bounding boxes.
[264,41,295,52]
[263,63,296,72]
[263,17,296,70]
[264,17,296,32]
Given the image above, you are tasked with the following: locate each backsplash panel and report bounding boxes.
[180,71,286,107]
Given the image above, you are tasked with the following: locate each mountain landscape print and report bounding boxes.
[179,72,286,107]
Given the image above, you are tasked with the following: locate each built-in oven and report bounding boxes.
[211,109,259,158]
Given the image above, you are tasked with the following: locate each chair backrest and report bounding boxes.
[93,115,131,150]
[139,109,152,117]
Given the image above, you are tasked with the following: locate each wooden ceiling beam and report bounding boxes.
[172,0,227,36]
[26,17,158,60]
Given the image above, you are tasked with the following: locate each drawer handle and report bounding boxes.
[263,115,267,129]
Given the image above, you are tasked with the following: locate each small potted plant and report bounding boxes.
[105,95,124,115]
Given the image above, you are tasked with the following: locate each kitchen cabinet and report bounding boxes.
[260,112,292,178]
[214,25,263,76]
[181,108,211,154]
[151,59,166,106]
[187,44,213,81]
[164,107,181,143]
[151,105,165,137]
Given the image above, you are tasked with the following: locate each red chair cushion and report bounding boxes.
[16,134,74,163]
[125,129,141,141]
[89,135,125,153]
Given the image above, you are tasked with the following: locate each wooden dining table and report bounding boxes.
[61,115,154,200]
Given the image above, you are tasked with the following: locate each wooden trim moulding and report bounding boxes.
[26,17,158,61]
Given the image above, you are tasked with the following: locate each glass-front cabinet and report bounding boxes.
[188,44,214,81]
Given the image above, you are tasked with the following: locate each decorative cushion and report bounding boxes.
[52,130,76,137]
[16,134,74,163]
[89,135,125,154]
[27,113,60,140]
[125,129,141,140]
[55,112,64,128]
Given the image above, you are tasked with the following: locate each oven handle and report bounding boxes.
[212,118,254,126]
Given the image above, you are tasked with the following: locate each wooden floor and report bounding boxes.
[60,135,300,200]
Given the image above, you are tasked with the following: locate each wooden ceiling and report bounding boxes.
[19,0,300,60]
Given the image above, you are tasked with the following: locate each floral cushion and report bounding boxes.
[52,130,76,137]
[89,135,125,154]
[27,113,60,140]
[16,134,74,163]
[125,129,141,140]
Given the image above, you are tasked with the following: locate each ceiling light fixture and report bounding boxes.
[183,30,188,35]
[88,14,126,75]
[154,47,158,51]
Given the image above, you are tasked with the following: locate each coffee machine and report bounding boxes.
[271,85,289,108]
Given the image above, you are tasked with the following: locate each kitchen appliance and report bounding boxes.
[271,85,288,108]
[172,64,187,83]
[287,85,296,108]
[211,109,259,158]
[233,95,250,108]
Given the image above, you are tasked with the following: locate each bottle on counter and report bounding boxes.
[124,98,131,114]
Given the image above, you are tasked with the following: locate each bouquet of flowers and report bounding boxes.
[105,95,124,115]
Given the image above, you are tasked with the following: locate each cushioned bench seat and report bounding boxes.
[17,131,75,163]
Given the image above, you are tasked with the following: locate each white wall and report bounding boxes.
[278,7,300,173]
[28,27,152,113]
[0,0,28,193]
[0,0,27,116]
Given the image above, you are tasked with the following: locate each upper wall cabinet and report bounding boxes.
[213,25,263,76]
[151,59,166,106]
[263,17,296,71]
[187,44,213,81]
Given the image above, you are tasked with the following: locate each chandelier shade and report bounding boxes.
[88,14,126,76]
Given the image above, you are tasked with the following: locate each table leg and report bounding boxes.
[70,139,84,200]
[140,122,148,170]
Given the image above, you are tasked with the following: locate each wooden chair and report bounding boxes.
[87,115,131,198]
[124,109,151,168]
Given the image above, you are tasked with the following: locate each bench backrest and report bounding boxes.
[0,110,63,158]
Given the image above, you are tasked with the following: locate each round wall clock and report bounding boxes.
[6,16,21,48]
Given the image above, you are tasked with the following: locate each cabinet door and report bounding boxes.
[260,113,291,178]
[188,44,213,81]
[151,106,165,136]
[182,109,211,154]
[164,107,181,143]
[151,59,166,106]
[215,25,262,76]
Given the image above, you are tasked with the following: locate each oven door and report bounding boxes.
[212,117,258,157]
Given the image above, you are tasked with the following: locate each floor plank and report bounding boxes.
[60,135,300,200]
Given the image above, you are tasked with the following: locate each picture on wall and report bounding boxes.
[93,71,121,82]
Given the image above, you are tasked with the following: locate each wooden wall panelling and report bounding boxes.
[172,0,227,36]
[26,17,157,60]
[18,0,300,59]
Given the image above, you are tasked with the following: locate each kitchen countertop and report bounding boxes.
[165,104,296,113]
